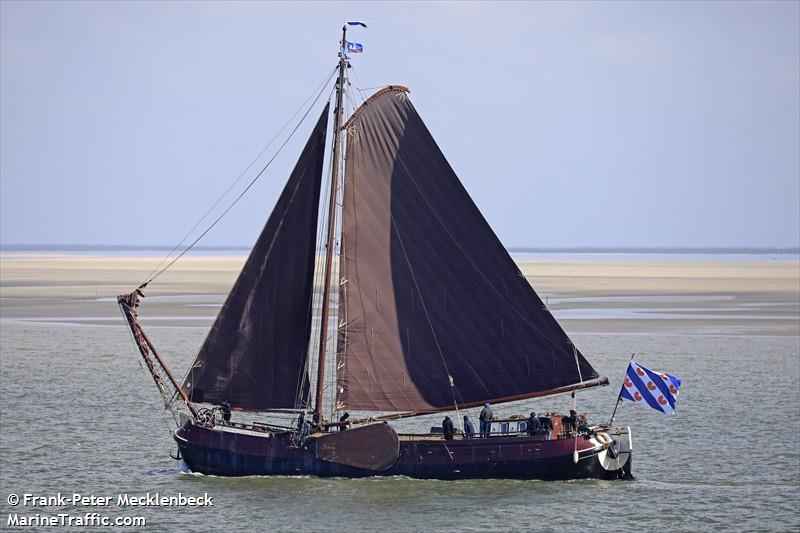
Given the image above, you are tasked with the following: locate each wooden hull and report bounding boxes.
[174,422,632,480]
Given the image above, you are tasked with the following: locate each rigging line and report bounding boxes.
[571,343,585,463]
[328,83,352,420]
[392,145,580,358]
[296,95,336,411]
[299,84,337,411]
[347,65,370,102]
[335,239,348,410]
[330,76,364,417]
[141,65,338,285]
[389,211,461,418]
[144,71,336,286]
[345,87,364,122]
[345,72,367,112]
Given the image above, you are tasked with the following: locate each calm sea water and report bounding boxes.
[1,319,798,532]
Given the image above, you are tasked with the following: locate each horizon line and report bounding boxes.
[2,244,799,254]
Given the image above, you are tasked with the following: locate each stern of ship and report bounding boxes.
[594,426,633,480]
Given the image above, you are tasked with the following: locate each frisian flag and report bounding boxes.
[347,21,368,28]
[619,360,682,414]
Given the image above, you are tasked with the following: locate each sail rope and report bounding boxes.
[296,83,338,414]
[327,81,365,420]
[326,68,373,418]
[389,211,463,429]
[306,72,369,421]
[139,65,338,287]
[348,64,378,102]
[572,343,585,463]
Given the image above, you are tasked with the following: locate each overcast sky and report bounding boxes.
[1,1,798,248]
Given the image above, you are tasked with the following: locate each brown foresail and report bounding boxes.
[336,88,601,412]
[184,104,329,410]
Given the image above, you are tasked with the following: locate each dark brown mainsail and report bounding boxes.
[184,105,329,410]
[336,88,601,412]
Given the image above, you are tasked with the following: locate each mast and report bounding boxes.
[314,25,348,415]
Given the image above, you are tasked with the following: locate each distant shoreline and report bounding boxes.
[2,244,799,255]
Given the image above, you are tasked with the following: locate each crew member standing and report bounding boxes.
[220,401,232,423]
[527,411,540,436]
[463,415,476,439]
[540,415,553,440]
[442,416,455,440]
[338,412,350,431]
[479,403,494,438]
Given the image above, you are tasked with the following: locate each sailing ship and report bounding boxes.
[118,25,633,480]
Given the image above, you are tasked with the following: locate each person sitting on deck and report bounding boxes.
[576,412,589,433]
[442,416,455,440]
[563,409,578,434]
[220,401,232,423]
[463,415,476,439]
[527,411,540,436]
[311,411,323,431]
[479,403,494,438]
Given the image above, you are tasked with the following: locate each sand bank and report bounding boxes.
[1,253,797,336]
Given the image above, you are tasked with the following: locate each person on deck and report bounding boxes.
[563,409,578,434]
[339,412,350,431]
[463,415,476,439]
[442,416,455,440]
[220,401,232,423]
[527,411,540,436]
[297,412,310,439]
[540,415,553,440]
[479,403,494,438]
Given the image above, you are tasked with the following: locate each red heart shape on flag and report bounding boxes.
[633,391,642,401]
[647,382,657,391]
[636,368,645,377]
[624,377,632,387]
[658,396,667,405]
[669,384,677,394]
[660,374,669,381]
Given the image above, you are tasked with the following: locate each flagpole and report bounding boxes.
[608,353,635,427]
